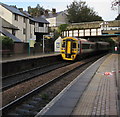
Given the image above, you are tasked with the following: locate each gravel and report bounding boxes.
[2,61,86,106]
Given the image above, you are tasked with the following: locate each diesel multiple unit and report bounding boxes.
[60,37,109,60]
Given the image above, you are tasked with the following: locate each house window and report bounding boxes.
[39,23,44,27]
[45,24,49,27]
[15,14,18,21]
[12,30,15,36]
[23,28,26,34]
[29,20,35,25]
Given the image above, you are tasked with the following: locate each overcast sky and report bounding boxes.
[1,0,119,21]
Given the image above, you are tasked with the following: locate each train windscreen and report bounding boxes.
[62,41,65,47]
[72,41,76,48]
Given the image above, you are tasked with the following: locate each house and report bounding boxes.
[0,3,49,43]
[0,3,50,54]
[42,9,68,27]
[0,16,21,42]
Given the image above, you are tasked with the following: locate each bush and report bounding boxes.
[0,36,14,50]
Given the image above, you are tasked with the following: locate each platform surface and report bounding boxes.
[36,54,119,116]
[72,54,119,115]
[1,53,60,63]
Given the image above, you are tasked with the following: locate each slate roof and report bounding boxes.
[0,3,27,17]
[1,29,22,42]
[44,12,62,18]
[22,11,31,17]
[1,3,49,24]
[32,16,49,24]
[44,10,68,19]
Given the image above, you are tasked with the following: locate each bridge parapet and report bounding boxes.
[61,20,120,37]
[66,20,120,30]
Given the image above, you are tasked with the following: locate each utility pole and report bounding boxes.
[43,35,45,53]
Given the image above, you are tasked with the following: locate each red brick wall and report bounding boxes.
[14,42,29,54]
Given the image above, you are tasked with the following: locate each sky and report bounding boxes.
[0,0,119,21]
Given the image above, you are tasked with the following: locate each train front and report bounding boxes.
[60,37,78,61]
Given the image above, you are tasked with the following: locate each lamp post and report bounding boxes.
[28,38,36,56]
[28,39,30,56]
[43,35,45,53]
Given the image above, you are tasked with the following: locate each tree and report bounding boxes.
[111,0,120,20]
[111,0,120,10]
[67,0,103,23]
[28,4,45,17]
[58,24,69,35]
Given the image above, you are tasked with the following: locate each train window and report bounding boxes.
[72,42,76,48]
[82,44,90,49]
[90,44,95,49]
[62,41,65,47]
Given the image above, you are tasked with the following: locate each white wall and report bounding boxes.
[54,37,62,52]
[46,12,67,27]
[46,17,56,27]
[56,13,67,26]
[6,29,12,33]
[35,22,48,33]
[0,5,12,24]
[12,14,26,42]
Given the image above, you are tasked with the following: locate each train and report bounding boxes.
[60,37,110,61]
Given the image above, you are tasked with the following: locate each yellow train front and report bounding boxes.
[60,37,79,60]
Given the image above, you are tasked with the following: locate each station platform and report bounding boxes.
[36,54,120,116]
[1,53,60,63]
[2,52,61,77]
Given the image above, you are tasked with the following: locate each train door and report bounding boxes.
[65,40,72,58]
[66,41,71,54]
[72,41,77,53]
[78,41,81,54]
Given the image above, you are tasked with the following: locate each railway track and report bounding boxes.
[2,61,71,91]
[1,55,105,116]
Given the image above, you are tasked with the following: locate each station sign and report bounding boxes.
[43,35,53,39]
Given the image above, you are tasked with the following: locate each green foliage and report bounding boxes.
[28,4,45,17]
[58,24,69,32]
[99,37,116,49]
[0,36,14,50]
[67,0,103,23]
[58,24,69,36]
[90,37,116,52]
[52,29,60,40]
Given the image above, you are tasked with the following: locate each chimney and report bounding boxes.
[45,10,49,16]
[18,8,23,12]
[52,8,56,14]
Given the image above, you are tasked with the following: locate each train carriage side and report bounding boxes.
[96,41,110,54]
[80,39,96,54]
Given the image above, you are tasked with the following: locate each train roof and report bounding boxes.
[63,37,89,41]
[62,37,95,44]
[62,37,78,41]
[96,41,109,45]
[78,38,88,41]
[79,38,95,44]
